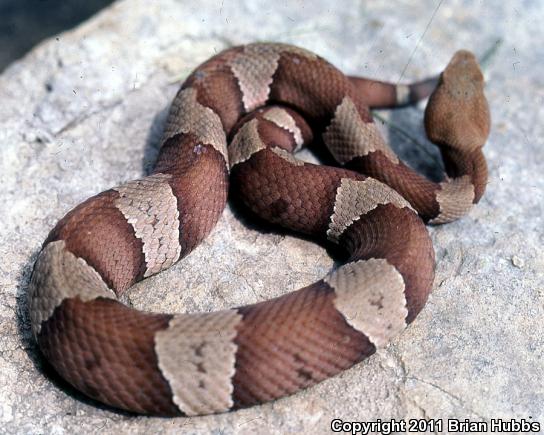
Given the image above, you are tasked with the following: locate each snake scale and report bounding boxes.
[28,43,490,416]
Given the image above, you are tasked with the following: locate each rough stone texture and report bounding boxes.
[0,0,542,433]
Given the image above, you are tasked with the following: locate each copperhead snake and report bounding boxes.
[28,43,490,416]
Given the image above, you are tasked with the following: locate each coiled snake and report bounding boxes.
[28,43,490,416]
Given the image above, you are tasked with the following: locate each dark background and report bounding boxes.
[0,0,113,72]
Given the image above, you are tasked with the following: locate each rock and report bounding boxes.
[1,0,542,433]
[511,255,525,269]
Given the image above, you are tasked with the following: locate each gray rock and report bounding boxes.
[0,0,542,433]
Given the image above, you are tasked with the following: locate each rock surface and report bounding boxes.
[0,0,542,433]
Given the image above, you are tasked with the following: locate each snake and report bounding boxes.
[27,43,490,416]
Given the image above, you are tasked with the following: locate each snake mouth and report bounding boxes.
[441,50,485,99]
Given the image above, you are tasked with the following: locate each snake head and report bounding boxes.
[424,50,491,151]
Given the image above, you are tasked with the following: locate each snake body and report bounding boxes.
[28,43,490,416]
